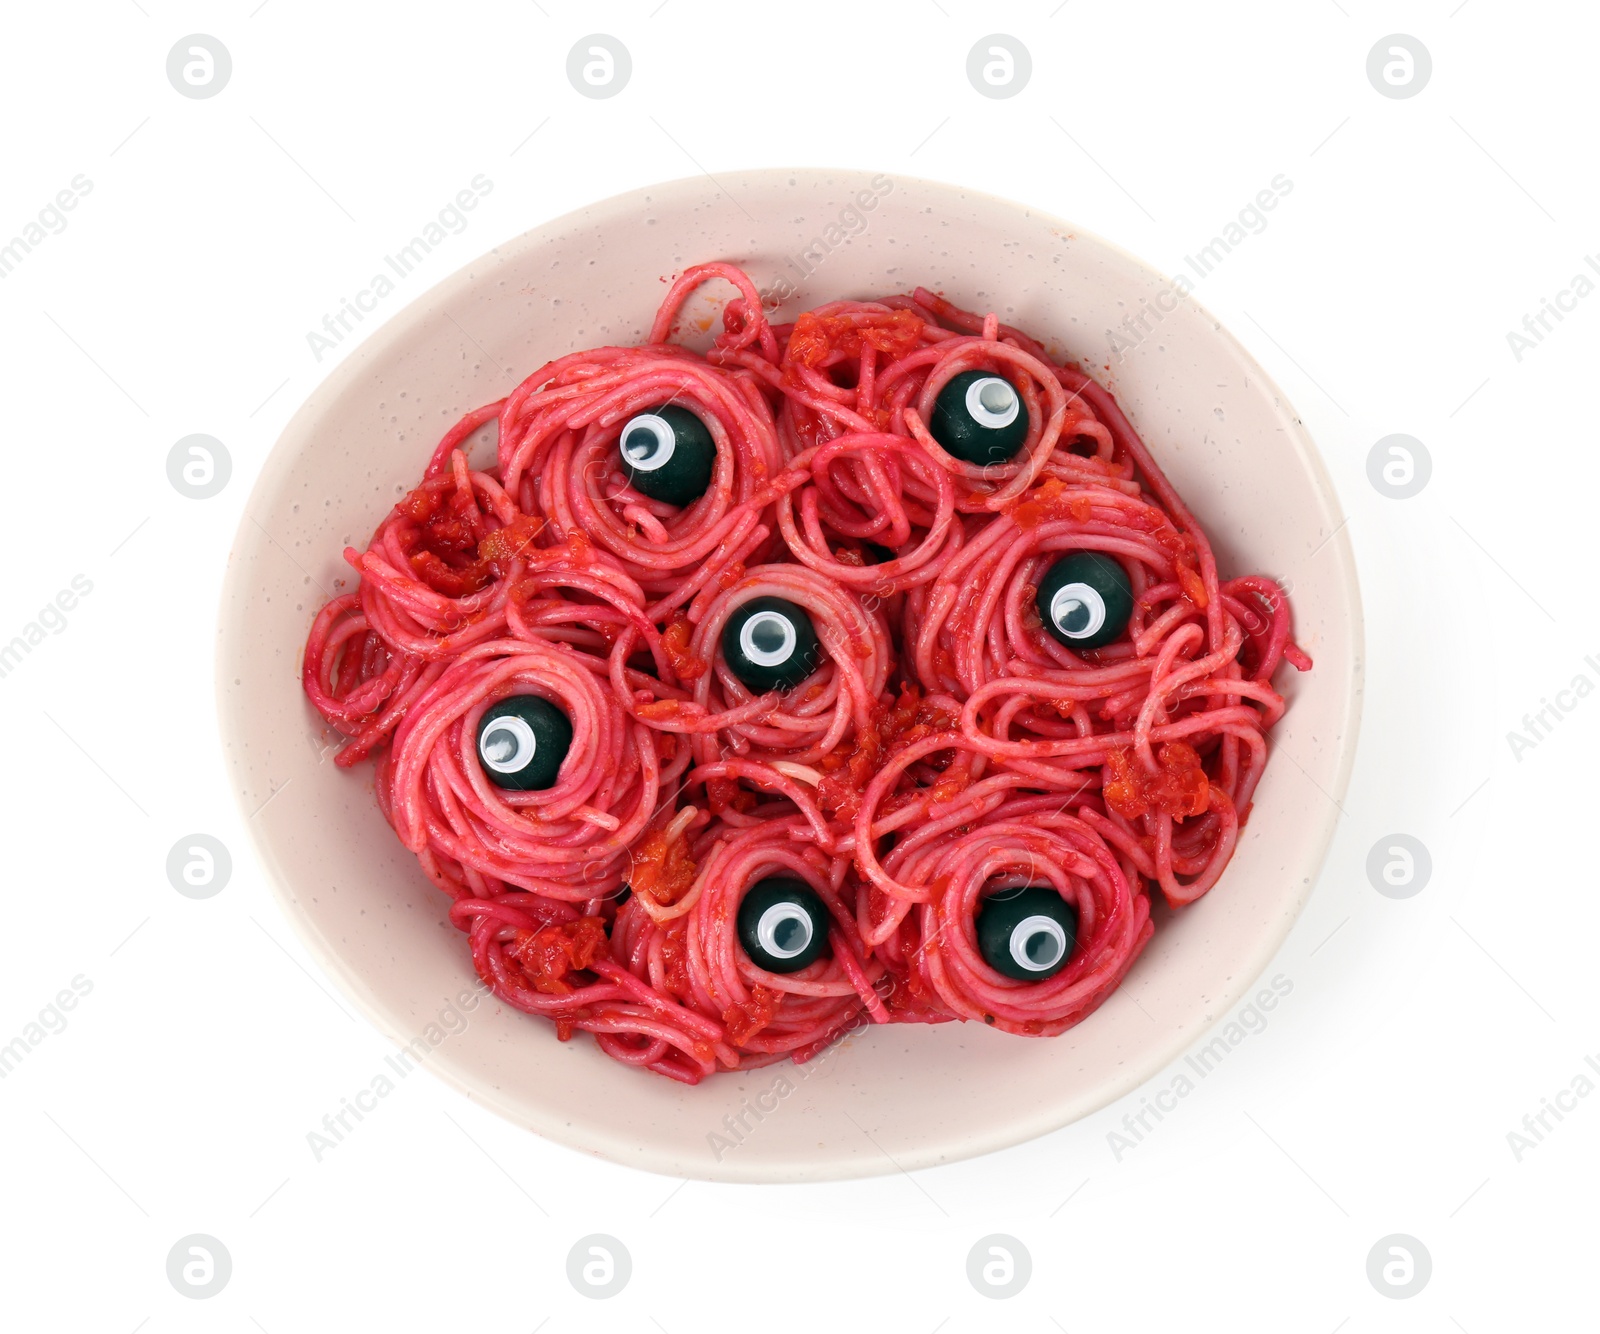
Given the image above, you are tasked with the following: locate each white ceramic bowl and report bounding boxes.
[218,169,1361,1182]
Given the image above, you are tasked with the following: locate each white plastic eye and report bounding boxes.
[620,414,676,472]
[1049,581,1107,640]
[757,902,814,959]
[965,375,1020,429]
[739,610,798,668]
[479,715,536,773]
[1010,914,1068,972]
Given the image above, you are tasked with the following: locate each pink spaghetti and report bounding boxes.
[302,261,1309,1083]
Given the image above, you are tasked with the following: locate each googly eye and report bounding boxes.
[621,415,674,469]
[619,404,715,506]
[737,877,830,973]
[966,375,1021,429]
[475,695,573,791]
[1035,551,1133,651]
[975,885,1079,981]
[721,596,822,694]
[758,902,813,958]
[480,714,535,771]
[1050,582,1106,640]
[1008,915,1068,971]
[929,369,1030,465]
[739,610,796,667]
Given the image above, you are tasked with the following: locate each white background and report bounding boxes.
[0,1,1593,1329]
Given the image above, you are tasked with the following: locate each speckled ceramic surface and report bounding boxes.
[217,170,1362,1183]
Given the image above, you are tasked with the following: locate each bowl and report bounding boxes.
[217,169,1362,1182]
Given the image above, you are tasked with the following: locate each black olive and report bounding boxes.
[737,877,830,973]
[976,885,1078,980]
[475,695,572,791]
[1035,551,1133,651]
[929,370,1029,465]
[619,404,716,506]
[721,596,822,694]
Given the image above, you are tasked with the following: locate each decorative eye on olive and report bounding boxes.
[619,404,716,506]
[1035,551,1133,651]
[721,596,822,694]
[929,370,1029,466]
[737,877,831,973]
[976,885,1078,981]
[475,695,572,791]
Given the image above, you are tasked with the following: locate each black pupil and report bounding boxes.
[773,912,806,952]
[1024,930,1057,966]
[484,725,518,763]
[1060,599,1090,634]
[752,617,788,655]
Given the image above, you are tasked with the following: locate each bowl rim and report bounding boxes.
[217,167,1364,1182]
